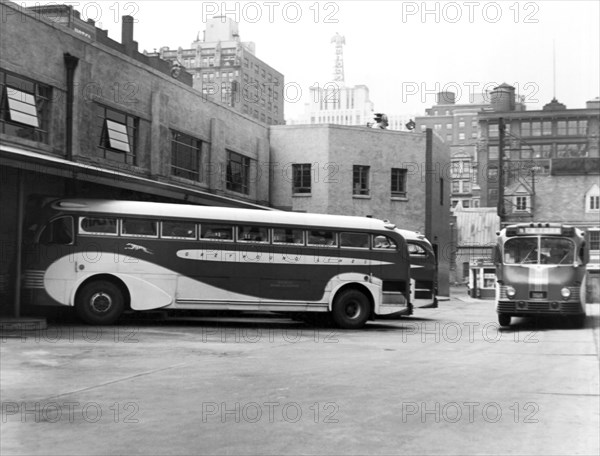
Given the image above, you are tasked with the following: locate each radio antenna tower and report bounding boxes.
[331,33,345,85]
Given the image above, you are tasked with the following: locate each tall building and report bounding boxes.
[289,34,375,126]
[477,84,600,277]
[149,16,285,125]
[415,92,498,209]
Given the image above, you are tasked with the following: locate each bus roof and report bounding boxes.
[51,199,400,233]
[395,229,431,245]
[499,223,584,238]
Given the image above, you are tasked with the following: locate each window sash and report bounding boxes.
[353,166,370,195]
[391,168,407,197]
[293,164,312,193]
[6,88,39,127]
[105,120,131,152]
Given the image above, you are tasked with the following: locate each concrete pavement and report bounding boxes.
[1,288,598,455]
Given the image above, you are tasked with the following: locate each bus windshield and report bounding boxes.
[504,237,574,265]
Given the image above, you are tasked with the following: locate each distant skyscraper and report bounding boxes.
[288,34,375,126]
[148,16,284,125]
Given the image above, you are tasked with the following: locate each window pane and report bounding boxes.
[80,217,118,235]
[504,238,538,264]
[273,228,304,244]
[307,230,337,246]
[106,119,131,152]
[40,217,73,245]
[162,221,196,239]
[7,88,39,127]
[122,219,158,237]
[237,225,268,243]
[408,243,426,255]
[373,235,397,249]
[201,224,233,240]
[540,238,574,264]
[340,232,369,248]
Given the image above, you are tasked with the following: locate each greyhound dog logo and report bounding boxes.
[124,243,154,255]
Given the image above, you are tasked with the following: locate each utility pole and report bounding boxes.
[497,118,506,223]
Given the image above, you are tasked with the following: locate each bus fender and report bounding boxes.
[69,274,173,310]
[325,273,381,311]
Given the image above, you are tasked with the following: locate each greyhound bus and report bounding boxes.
[494,223,588,327]
[396,229,438,308]
[22,199,413,329]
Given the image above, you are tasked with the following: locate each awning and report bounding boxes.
[0,143,273,210]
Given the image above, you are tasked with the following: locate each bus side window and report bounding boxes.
[122,219,158,237]
[373,235,397,250]
[340,232,369,248]
[407,242,426,256]
[237,225,269,243]
[307,230,337,246]
[161,221,196,239]
[201,224,233,241]
[273,228,303,245]
[39,216,74,245]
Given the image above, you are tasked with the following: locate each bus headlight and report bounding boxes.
[506,286,516,298]
[561,287,571,299]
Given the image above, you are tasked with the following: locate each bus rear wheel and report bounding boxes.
[498,313,511,327]
[76,280,125,325]
[332,289,370,329]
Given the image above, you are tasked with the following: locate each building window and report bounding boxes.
[446,123,453,129]
[489,124,499,138]
[487,166,498,181]
[556,143,587,158]
[226,150,250,194]
[515,196,529,211]
[530,144,553,158]
[353,165,370,196]
[458,121,465,128]
[452,180,460,193]
[458,133,466,140]
[586,185,600,212]
[589,231,600,251]
[488,146,499,160]
[434,124,442,130]
[391,168,407,198]
[171,130,202,181]
[0,71,51,142]
[292,164,312,194]
[95,104,137,164]
[542,121,552,135]
[440,178,444,205]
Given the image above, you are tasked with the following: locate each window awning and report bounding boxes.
[0,143,273,210]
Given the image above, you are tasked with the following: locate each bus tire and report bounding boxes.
[498,313,511,327]
[332,289,370,329]
[76,280,125,325]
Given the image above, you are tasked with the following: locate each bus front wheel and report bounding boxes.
[332,289,370,329]
[498,313,511,327]
[76,280,125,325]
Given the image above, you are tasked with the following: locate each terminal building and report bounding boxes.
[0,2,451,313]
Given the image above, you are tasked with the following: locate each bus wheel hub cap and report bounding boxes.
[90,292,112,313]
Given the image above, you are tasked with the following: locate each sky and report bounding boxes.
[22,0,600,120]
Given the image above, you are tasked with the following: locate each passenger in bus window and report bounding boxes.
[374,236,394,249]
